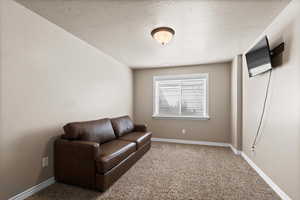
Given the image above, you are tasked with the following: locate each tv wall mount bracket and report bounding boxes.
[270,42,285,57]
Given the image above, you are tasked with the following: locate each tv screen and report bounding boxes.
[246,36,272,77]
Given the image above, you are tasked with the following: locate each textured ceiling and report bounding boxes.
[16,0,291,68]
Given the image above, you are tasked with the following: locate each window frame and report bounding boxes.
[152,73,210,120]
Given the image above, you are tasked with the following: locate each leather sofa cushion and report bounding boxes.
[96,140,136,173]
[119,132,152,149]
[111,116,134,137]
[63,118,116,144]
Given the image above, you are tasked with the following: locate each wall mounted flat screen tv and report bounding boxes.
[246,36,272,77]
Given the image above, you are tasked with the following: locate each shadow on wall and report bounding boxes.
[38,133,60,184]
[2,127,62,190]
[281,21,295,66]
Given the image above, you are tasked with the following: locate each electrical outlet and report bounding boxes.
[182,129,186,135]
[42,157,49,168]
[250,147,256,156]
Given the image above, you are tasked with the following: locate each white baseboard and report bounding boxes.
[152,137,291,199]
[241,152,292,200]
[151,137,230,147]
[229,144,241,155]
[8,177,55,200]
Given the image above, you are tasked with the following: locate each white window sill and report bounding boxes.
[152,115,210,120]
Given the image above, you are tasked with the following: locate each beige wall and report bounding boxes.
[133,63,231,143]
[0,0,3,198]
[230,55,243,150]
[0,0,132,199]
[242,1,300,199]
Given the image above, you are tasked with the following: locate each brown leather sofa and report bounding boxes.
[54,116,152,191]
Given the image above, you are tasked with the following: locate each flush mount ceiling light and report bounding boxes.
[151,27,175,45]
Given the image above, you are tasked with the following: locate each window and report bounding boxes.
[153,74,209,119]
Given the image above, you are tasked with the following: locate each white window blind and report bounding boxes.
[153,74,209,119]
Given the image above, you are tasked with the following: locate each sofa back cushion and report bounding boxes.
[63,118,116,144]
[111,116,134,137]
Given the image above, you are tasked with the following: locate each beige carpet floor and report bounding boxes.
[27,142,279,200]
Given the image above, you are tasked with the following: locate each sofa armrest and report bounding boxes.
[134,124,148,132]
[55,139,100,160]
[54,138,100,187]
